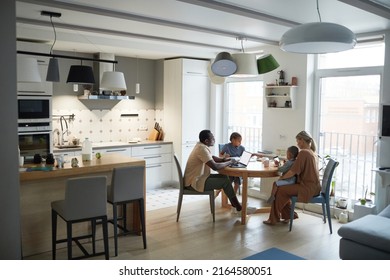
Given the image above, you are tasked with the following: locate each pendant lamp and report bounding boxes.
[207,63,226,84]
[280,22,356,54]
[17,57,41,83]
[231,53,258,77]
[257,54,280,74]
[100,71,127,91]
[211,52,237,77]
[66,65,95,85]
[42,11,61,82]
[279,0,356,54]
[46,58,60,82]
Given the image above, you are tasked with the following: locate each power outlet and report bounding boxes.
[139,125,148,131]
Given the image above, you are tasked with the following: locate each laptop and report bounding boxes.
[230,150,253,168]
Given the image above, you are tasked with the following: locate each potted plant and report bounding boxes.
[359,188,375,205]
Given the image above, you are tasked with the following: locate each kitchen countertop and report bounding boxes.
[19,153,146,182]
[53,140,172,153]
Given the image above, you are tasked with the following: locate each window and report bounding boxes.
[224,80,264,152]
[315,42,384,202]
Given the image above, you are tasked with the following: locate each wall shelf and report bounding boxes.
[78,95,135,100]
[265,85,297,109]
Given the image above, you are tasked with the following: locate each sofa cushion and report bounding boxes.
[338,214,390,253]
[378,204,390,218]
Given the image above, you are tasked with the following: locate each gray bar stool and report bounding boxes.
[107,165,146,256]
[51,176,109,260]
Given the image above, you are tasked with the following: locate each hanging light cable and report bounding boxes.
[42,11,61,82]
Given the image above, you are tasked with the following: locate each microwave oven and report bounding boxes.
[17,94,52,123]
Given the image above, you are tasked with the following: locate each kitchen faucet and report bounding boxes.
[60,116,69,146]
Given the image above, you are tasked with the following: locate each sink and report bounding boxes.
[55,145,81,149]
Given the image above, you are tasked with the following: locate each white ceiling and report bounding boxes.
[16,0,390,60]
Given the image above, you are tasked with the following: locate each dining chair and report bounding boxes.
[107,165,146,257]
[174,154,215,222]
[289,158,339,233]
[51,176,109,260]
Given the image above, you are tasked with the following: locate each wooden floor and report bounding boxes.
[25,195,343,260]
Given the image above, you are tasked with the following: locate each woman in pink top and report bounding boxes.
[263,131,321,225]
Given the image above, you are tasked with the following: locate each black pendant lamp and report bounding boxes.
[66,64,95,85]
[46,58,60,82]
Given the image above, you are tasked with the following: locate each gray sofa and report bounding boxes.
[338,204,390,259]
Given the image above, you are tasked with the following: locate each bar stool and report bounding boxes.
[51,176,109,260]
[107,165,146,256]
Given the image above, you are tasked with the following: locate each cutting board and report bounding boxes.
[148,128,160,140]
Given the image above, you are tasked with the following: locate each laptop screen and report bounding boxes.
[239,150,252,166]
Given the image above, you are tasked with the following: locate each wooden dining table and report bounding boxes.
[218,160,279,225]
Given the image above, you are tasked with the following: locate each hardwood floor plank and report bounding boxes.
[24,197,342,260]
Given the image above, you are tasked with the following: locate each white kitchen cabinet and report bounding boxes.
[163,58,210,173]
[131,144,173,189]
[92,147,131,157]
[265,86,297,109]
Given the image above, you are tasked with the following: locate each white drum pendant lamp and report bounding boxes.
[100,71,127,91]
[231,53,258,77]
[280,22,357,54]
[211,52,237,77]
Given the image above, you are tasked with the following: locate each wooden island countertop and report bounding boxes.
[20,153,145,182]
[19,154,146,258]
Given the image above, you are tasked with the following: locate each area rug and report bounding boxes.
[243,247,305,260]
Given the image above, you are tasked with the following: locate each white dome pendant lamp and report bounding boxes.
[279,0,356,54]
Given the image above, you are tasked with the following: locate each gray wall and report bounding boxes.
[0,0,22,259]
[51,52,157,110]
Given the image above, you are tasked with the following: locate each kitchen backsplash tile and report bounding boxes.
[52,108,164,144]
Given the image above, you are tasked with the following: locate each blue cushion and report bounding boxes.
[378,204,390,218]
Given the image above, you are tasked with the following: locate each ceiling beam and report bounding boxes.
[177,0,300,27]
[338,0,390,19]
[17,0,279,45]
[16,17,242,51]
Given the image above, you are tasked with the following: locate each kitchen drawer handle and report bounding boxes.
[144,155,162,159]
[106,149,126,152]
[146,164,162,169]
[186,71,204,75]
[143,146,162,149]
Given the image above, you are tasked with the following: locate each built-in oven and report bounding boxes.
[17,94,53,163]
[17,94,52,124]
[18,128,52,163]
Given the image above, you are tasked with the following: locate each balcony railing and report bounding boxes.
[319,132,377,202]
[228,126,378,202]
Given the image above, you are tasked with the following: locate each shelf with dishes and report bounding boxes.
[78,94,135,100]
[264,85,297,109]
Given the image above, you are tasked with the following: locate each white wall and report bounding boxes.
[260,46,311,152]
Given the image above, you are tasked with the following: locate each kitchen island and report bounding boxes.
[19,153,145,257]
